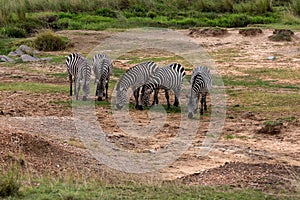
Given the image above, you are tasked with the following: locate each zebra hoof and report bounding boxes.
[98,97,102,101]
[82,96,87,101]
[188,112,193,119]
[137,105,144,110]
[116,104,123,110]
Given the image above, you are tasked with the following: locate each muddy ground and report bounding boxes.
[0,28,299,193]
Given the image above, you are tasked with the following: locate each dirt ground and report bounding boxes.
[0,28,299,193]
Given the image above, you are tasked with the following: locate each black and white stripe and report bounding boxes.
[141,63,186,109]
[66,53,91,101]
[92,54,112,101]
[115,61,158,110]
[187,66,212,118]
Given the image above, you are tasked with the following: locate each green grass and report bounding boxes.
[0,82,69,94]
[112,67,126,78]
[231,90,300,113]
[0,36,15,55]
[223,77,299,90]
[242,68,300,81]
[1,176,288,200]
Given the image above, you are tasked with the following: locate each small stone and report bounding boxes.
[267,56,276,60]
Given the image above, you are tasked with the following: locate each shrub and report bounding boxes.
[15,17,46,35]
[0,26,26,38]
[95,8,118,18]
[0,166,20,197]
[290,0,300,16]
[33,31,69,51]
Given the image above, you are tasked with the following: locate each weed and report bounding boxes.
[226,134,234,139]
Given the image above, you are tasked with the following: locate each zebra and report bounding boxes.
[66,53,91,101]
[92,53,112,101]
[141,63,186,109]
[115,61,158,110]
[187,66,212,119]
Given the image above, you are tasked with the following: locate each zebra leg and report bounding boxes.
[96,83,100,99]
[74,79,78,100]
[98,82,103,101]
[165,90,170,109]
[200,95,205,115]
[105,80,109,100]
[174,90,180,107]
[76,80,81,101]
[204,93,207,111]
[134,87,142,110]
[152,88,159,106]
[69,74,73,96]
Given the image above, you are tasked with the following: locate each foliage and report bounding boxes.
[0,0,289,29]
[290,0,300,16]
[0,26,26,38]
[0,166,20,197]
[33,31,69,51]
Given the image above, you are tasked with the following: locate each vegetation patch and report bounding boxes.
[33,31,70,51]
[0,166,20,197]
[257,119,284,134]
[239,28,263,36]
[189,27,228,37]
[268,29,294,41]
[0,82,69,94]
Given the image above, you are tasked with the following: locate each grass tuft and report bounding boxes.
[0,165,20,197]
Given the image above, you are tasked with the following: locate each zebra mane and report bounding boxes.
[126,61,155,73]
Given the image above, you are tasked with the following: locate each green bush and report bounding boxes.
[290,0,300,16]
[0,26,26,38]
[0,166,20,197]
[33,31,69,51]
[15,17,46,35]
[95,8,118,18]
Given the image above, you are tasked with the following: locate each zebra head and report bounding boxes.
[115,86,127,109]
[187,93,198,119]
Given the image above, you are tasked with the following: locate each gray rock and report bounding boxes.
[19,45,39,55]
[8,51,18,57]
[0,55,14,62]
[15,49,25,56]
[21,54,39,62]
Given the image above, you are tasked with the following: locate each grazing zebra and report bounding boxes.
[141,63,186,109]
[66,53,91,101]
[92,53,112,101]
[187,66,212,119]
[115,61,158,110]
